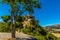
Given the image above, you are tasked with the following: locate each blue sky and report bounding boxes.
[0,0,60,27]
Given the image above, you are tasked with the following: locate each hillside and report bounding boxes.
[44,24,60,32]
[44,24,60,39]
[0,14,58,40]
[45,24,60,29]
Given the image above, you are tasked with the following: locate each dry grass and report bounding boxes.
[52,33,60,38]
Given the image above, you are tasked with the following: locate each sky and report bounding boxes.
[0,0,60,27]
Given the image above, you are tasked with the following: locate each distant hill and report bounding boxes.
[44,24,60,39]
[44,24,60,34]
[45,24,60,29]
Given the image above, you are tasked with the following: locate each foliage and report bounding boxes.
[1,15,11,22]
[0,0,59,39]
[0,22,11,32]
[0,15,58,40]
[2,0,40,13]
[20,15,57,40]
[1,0,41,38]
[1,15,25,32]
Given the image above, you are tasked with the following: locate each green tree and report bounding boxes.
[1,15,25,31]
[1,16,11,32]
[1,0,40,38]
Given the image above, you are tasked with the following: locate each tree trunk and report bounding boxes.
[12,24,15,38]
[10,5,16,38]
[13,16,16,38]
[10,15,15,38]
[10,5,19,38]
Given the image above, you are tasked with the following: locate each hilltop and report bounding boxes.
[45,24,60,29]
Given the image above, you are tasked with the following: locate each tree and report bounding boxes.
[1,0,40,38]
[1,15,25,32]
[1,16,11,32]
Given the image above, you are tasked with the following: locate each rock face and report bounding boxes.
[22,14,38,28]
[22,14,34,27]
[0,32,37,40]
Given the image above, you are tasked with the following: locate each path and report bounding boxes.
[0,32,37,40]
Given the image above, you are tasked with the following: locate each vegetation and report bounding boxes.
[0,14,58,40]
[1,0,40,38]
[0,0,58,40]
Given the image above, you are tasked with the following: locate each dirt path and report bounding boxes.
[0,32,36,40]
